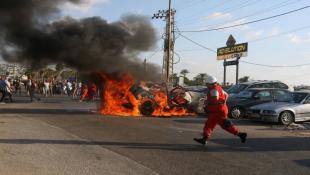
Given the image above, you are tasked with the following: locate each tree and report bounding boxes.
[55,63,65,72]
[55,63,65,80]
[43,68,57,79]
[61,70,76,80]
[239,76,250,83]
[193,73,208,85]
[180,69,189,78]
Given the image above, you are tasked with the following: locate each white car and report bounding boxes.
[248,91,310,125]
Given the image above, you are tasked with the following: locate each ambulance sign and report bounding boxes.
[217,43,248,60]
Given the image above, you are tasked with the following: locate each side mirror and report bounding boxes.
[253,96,260,100]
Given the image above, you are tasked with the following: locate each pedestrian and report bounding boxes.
[43,79,50,97]
[0,76,13,103]
[88,83,97,101]
[79,83,88,102]
[14,79,22,95]
[194,76,247,146]
[66,80,73,96]
[26,76,32,95]
[28,78,40,102]
[49,80,54,96]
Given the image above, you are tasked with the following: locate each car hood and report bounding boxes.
[250,102,300,110]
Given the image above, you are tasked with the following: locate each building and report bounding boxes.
[0,64,29,78]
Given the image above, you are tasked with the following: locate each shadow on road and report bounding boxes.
[173,118,266,126]
[0,108,95,115]
[0,137,309,152]
[294,159,310,168]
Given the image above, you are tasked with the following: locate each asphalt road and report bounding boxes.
[0,94,309,175]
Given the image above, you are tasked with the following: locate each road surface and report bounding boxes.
[0,95,309,175]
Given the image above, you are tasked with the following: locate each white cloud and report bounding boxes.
[268,27,280,36]
[287,33,310,44]
[63,0,110,13]
[129,8,144,14]
[206,12,232,20]
[220,18,250,32]
[245,30,263,40]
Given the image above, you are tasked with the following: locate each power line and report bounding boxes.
[249,24,310,43]
[177,0,232,23]
[178,32,216,53]
[240,60,310,67]
[179,0,263,26]
[176,31,310,68]
[146,47,163,60]
[179,5,310,33]
[182,0,302,29]
[177,0,207,11]
[178,23,310,51]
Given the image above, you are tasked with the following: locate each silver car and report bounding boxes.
[247,91,310,125]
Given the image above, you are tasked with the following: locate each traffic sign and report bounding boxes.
[217,43,248,60]
[226,35,236,46]
[223,60,239,66]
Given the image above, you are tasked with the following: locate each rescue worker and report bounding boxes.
[88,83,97,101]
[194,76,247,146]
[79,83,88,102]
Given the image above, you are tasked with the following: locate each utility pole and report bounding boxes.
[152,0,176,87]
[143,58,147,74]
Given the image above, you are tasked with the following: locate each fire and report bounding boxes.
[99,73,193,117]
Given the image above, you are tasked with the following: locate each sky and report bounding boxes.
[5,0,310,86]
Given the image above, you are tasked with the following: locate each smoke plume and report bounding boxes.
[0,0,161,81]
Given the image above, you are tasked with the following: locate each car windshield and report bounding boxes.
[275,91,293,102]
[227,84,247,94]
[292,93,308,103]
[235,90,254,98]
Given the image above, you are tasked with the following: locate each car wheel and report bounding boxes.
[279,111,294,125]
[230,107,244,119]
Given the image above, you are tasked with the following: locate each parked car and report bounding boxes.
[247,91,310,125]
[226,80,289,96]
[227,88,291,119]
[184,86,208,114]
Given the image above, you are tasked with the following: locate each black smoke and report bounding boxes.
[0,0,161,81]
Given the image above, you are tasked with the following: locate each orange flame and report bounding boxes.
[99,73,193,117]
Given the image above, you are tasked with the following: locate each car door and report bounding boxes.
[246,90,273,108]
[294,95,310,121]
[273,89,291,102]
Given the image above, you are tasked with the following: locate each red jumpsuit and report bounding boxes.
[88,83,97,100]
[203,84,239,139]
[80,84,88,101]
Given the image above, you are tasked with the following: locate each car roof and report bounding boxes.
[293,90,310,94]
[244,88,288,91]
[239,80,282,85]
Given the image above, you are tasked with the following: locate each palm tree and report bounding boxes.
[180,69,189,78]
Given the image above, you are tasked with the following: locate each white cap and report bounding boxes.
[206,76,217,84]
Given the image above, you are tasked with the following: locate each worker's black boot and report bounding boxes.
[238,132,247,143]
[193,137,207,146]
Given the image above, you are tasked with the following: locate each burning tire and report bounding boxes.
[139,100,155,116]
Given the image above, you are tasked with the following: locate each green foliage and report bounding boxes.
[183,73,208,86]
[55,63,65,72]
[239,76,250,83]
[180,69,189,77]
[61,70,76,80]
